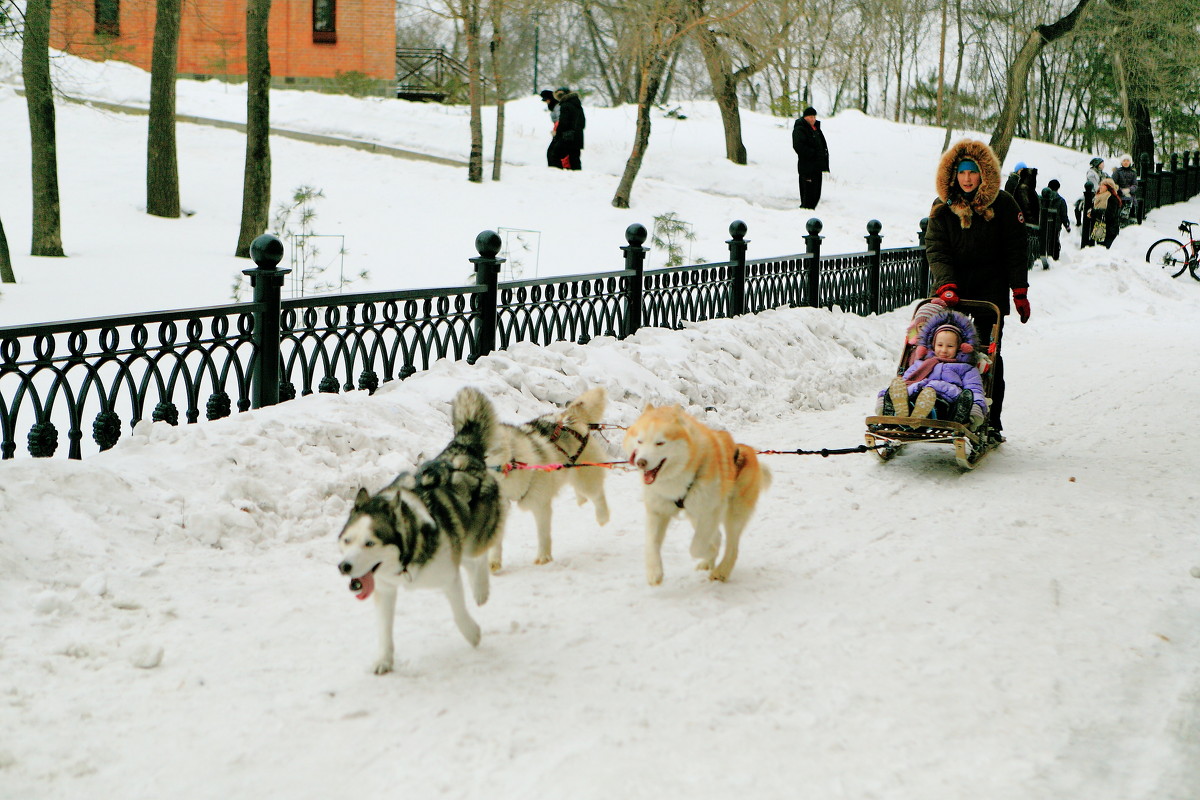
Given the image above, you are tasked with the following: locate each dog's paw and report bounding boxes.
[708,567,731,583]
[489,559,502,574]
[372,657,394,675]
[694,559,714,571]
[594,506,610,526]
[534,553,553,565]
[646,568,664,586]
[461,622,482,648]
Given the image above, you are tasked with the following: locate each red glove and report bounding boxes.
[936,283,960,307]
[1013,288,1031,323]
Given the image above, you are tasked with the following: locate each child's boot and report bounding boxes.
[951,390,974,423]
[887,376,909,416]
[911,386,937,419]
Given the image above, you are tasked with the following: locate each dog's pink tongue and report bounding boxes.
[643,464,661,485]
[351,571,375,600]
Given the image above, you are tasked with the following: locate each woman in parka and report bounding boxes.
[924,139,1030,442]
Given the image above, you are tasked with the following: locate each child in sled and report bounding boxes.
[876,308,987,427]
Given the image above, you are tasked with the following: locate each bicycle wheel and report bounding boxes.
[1146,238,1190,278]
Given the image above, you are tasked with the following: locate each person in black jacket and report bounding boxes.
[791,106,829,209]
[552,87,585,170]
[1045,179,1071,259]
[539,89,561,169]
[924,139,1030,443]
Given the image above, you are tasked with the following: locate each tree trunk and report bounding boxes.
[0,215,14,283]
[465,0,484,183]
[941,0,965,151]
[235,0,272,258]
[936,0,947,126]
[611,52,671,209]
[694,23,746,164]
[22,0,65,257]
[147,0,182,218]
[988,0,1092,164]
[490,0,505,182]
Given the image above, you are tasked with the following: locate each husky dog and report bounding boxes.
[488,386,611,570]
[623,404,771,585]
[337,387,505,674]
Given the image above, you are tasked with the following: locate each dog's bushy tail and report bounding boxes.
[568,386,607,425]
[451,387,496,456]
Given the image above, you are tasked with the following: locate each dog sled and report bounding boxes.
[864,298,1002,470]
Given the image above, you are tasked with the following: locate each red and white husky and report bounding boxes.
[623,405,771,585]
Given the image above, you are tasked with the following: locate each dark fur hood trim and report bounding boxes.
[934,139,1003,229]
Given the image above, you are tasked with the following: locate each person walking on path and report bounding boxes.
[1046,179,1071,259]
[539,89,561,169]
[1088,178,1122,249]
[792,106,829,210]
[923,139,1030,444]
[553,87,585,170]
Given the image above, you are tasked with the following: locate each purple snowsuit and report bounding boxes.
[878,308,988,418]
[901,357,986,416]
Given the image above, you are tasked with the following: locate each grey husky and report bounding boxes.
[488,386,611,571]
[337,387,505,674]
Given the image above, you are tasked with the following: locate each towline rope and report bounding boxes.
[496,460,634,474]
[756,444,887,457]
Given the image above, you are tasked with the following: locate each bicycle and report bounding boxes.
[1145,221,1200,281]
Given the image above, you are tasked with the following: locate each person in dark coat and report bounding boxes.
[791,106,829,209]
[1089,178,1122,249]
[1004,162,1040,227]
[1046,179,1071,259]
[540,89,561,169]
[924,138,1030,443]
[552,86,585,170]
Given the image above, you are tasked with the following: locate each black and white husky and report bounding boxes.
[337,387,505,674]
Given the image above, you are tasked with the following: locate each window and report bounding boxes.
[94,0,120,36]
[313,0,336,43]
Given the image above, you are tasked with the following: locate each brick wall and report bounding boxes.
[50,0,395,92]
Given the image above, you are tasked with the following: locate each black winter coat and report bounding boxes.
[926,139,1029,316]
[555,92,586,150]
[792,119,829,175]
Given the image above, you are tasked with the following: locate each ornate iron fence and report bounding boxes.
[2,218,933,460]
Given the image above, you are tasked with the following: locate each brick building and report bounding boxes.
[50,0,396,95]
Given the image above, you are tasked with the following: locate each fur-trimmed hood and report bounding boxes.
[913,309,980,363]
[934,139,1004,229]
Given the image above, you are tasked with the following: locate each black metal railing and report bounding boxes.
[2,218,936,460]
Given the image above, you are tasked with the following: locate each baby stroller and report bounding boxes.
[864,298,1002,469]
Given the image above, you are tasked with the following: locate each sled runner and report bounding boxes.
[864,298,1002,470]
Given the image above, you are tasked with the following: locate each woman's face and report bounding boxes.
[957,170,981,193]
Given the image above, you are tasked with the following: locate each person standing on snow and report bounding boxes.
[924,139,1030,444]
[553,86,585,170]
[539,89,561,169]
[1046,179,1071,260]
[792,106,829,210]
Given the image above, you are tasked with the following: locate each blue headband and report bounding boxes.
[957,159,980,173]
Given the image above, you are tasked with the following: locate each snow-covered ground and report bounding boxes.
[1,52,1198,799]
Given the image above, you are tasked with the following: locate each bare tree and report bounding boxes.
[235,0,272,258]
[22,0,64,257]
[988,0,1092,164]
[690,0,786,164]
[490,0,506,180]
[147,0,182,218]
[0,214,14,283]
[610,1,705,208]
